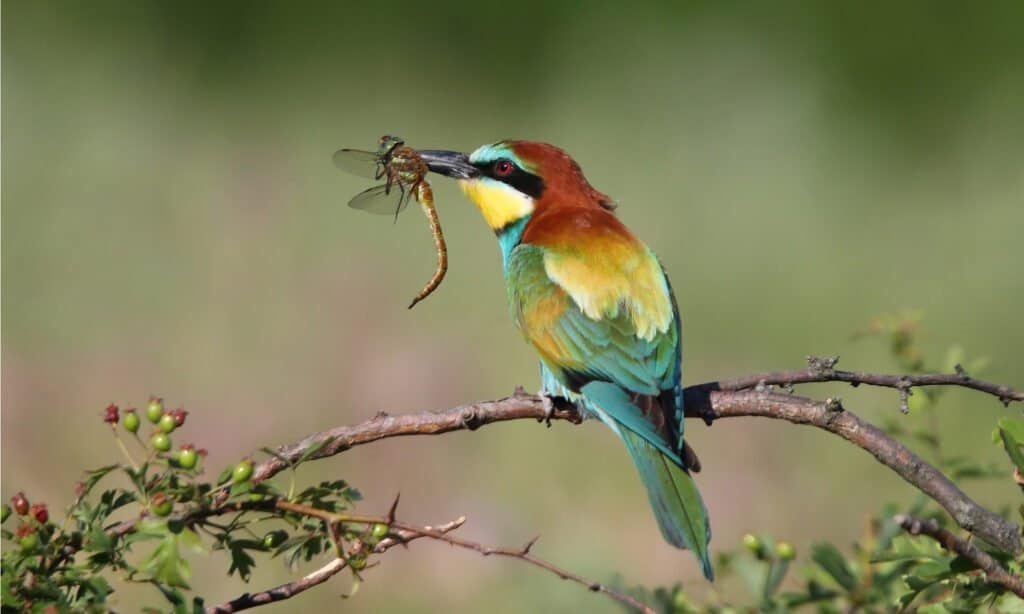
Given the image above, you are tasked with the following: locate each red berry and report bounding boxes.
[29,503,48,524]
[171,408,189,428]
[103,403,119,424]
[11,492,29,516]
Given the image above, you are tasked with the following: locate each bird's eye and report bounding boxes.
[493,159,514,177]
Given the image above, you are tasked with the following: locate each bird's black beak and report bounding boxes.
[418,150,480,180]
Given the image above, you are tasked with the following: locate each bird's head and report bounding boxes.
[420,141,614,233]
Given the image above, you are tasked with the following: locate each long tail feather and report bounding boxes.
[580,381,713,580]
[619,429,714,580]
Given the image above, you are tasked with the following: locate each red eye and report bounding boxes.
[493,159,514,177]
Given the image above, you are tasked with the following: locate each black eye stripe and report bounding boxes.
[473,160,546,199]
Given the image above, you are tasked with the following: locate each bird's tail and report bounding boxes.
[576,380,714,580]
[618,428,714,580]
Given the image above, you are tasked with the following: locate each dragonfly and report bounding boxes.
[333,135,448,309]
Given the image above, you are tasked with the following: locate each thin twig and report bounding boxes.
[894,514,1024,598]
[205,503,651,613]
[385,521,654,613]
[716,356,1023,406]
[206,517,466,613]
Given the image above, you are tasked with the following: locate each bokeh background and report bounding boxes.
[4,2,1023,611]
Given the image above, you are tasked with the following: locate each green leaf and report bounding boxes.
[903,574,939,591]
[125,464,150,496]
[779,579,839,607]
[914,559,952,578]
[260,446,292,466]
[897,589,920,609]
[998,419,1024,472]
[85,526,115,553]
[84,575,114,601]
[176,526,206,556]
[216,465,235,486]
[811,542,859,592]
[1000,418,1024,443]
[225,538,261,580]
[140,534,192,588]
[79,464,120,498]
[296,436,337,465]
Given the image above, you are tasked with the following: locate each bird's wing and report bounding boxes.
[506,242,684,453]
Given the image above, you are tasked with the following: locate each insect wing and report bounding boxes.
[347,184,412,216]
[332,148,384,179]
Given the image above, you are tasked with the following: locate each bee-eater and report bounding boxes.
[419,141,713,580]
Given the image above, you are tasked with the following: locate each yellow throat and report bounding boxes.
[459,179,535,230]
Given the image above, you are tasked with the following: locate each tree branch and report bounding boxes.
[247,370,1022,555]
[894,514,1024,599]
[714,354,1023,406]
[81,364,1020,611]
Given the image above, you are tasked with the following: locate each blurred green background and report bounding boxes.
[4,1,1023,611]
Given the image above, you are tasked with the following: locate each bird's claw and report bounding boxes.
[539,391,556,428]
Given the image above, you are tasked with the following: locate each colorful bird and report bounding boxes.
[419,141,713,580]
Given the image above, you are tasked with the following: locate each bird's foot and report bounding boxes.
[538,391,556,428]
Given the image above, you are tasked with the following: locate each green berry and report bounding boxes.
[158,413,177,434]
[371,523,389,539]
[776,541,796,561]
[742,533,764,555]
[177,447,198,469]
[151,432,172,452]
[263,530,287,549]
[232,460,254,484]
[151,493,172,517]
[19,530,39,552]
[349,556,367,570]
[122,410,140,433]
[1,504,11,523]
[146,397,164,423]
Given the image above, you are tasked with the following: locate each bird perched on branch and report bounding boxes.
[420,141,713,580]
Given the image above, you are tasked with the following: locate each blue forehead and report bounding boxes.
[468,142,533,172]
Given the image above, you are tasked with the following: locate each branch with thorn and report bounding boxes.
[895,514,1024,599]
[245,358,1021,556]
[206,495,651,613]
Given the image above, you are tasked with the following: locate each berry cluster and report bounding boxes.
[2,492,49,552]
[2,395,271,610]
